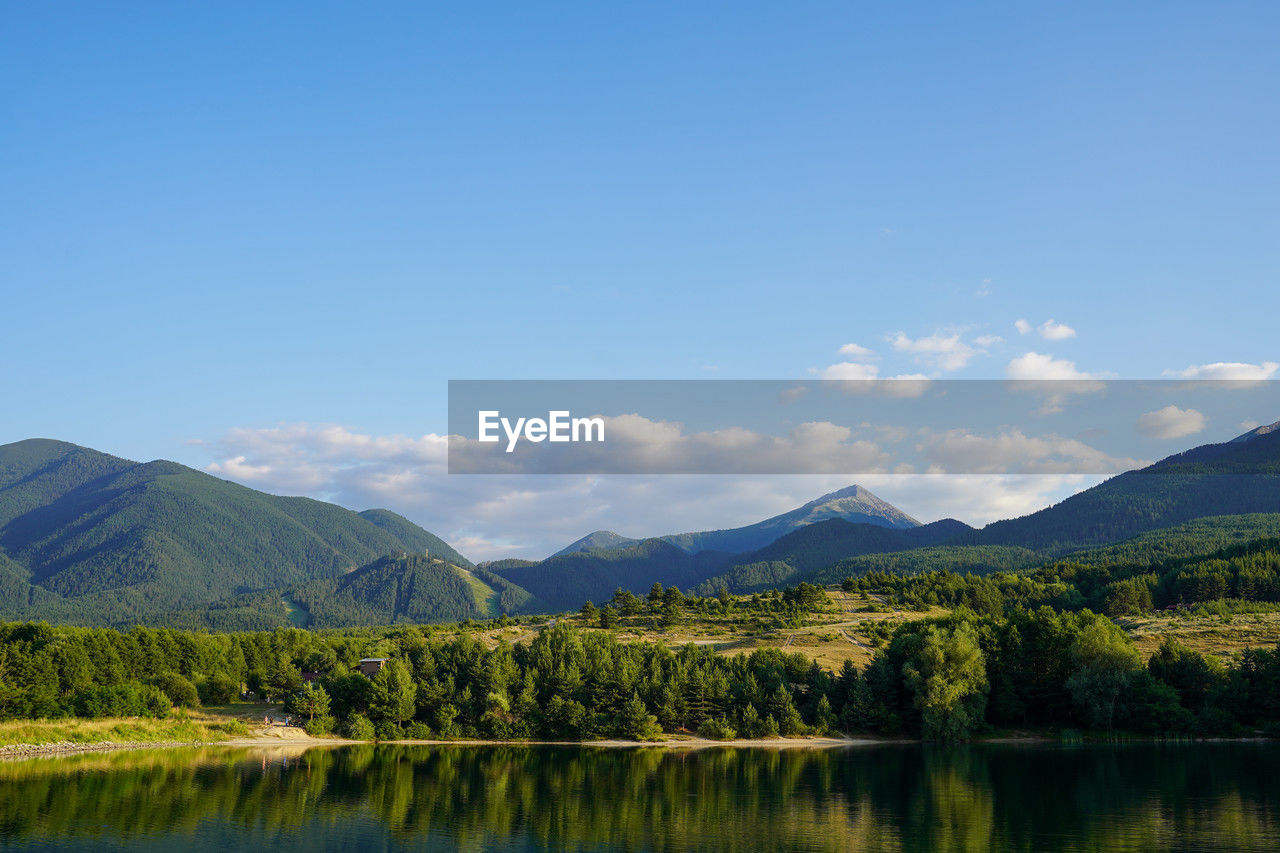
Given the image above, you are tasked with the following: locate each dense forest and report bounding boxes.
[4,594,1280,742]
[841,531,1280,618]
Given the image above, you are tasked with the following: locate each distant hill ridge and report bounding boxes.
[0,438,474,626]
[551,484,919,558]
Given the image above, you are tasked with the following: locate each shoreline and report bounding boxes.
[3,730,1273,761]
[0,731,877,759]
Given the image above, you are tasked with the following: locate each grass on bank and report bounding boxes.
[0,703,273,748]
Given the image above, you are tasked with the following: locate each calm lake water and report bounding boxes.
[1,742,1278,852]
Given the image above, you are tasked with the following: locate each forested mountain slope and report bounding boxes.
[0,439,475,625]
[974,425,1280,553]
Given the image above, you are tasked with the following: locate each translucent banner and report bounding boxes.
[446,380,1280,475]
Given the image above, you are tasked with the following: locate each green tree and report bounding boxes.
[198,674,240,705]
[902,622,989,741]
[766,686,806,736]
[618,692,661,740]
[344,713,375,740]
[739,703,765,738]
[434,703,460,738]
[814,694,837,735]
[1148,637,1226,714]
[290,681,331,722]
[266,656,302,702]
[613,588,643,616]
[1066,616,1142,729]
[368,660,416,729]
[151,672,200,708]
[1104,577,1154,617]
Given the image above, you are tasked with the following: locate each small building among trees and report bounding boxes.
[357,658,388,677]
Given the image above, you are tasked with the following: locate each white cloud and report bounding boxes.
[779,385,809,403]
[872,374,933,398]
[915,428,1145,475]
[973,335,1004,348]
[1005,354,1103,413]
[1038,319,1076,341]
[889,331,982,372]
[1006,352,1096,380]
[816,361,880,380]
[859,474,1100,526]
[199,422,1128,561]
[975,278,993,298]
[1166,361,1280,381]
[837,342,875,359]
[1135,406,1207,440]
[205,454,274,481]
[1015,318,1077,341]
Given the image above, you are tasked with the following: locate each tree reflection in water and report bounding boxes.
[0,742,1278,852]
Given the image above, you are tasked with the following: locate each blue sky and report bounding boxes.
[3,2,1278,558]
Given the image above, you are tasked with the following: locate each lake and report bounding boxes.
[1,742,1278,851]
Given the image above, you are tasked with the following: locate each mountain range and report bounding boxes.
[2,420,1280,628]
[551,484,920,557]
[488,420,1280,608]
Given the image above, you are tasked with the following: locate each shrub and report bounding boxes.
[151,672,200,708]
[139,685,172,718]
[404,721,433,739]
[344,713,375,740]
[696,716,737,740]
[73,683,170,719]
[198,674,240,706]
[304,715,336,737]
[374,720,401,742]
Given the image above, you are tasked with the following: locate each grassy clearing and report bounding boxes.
[1122,611,1280,662]
[0,716,224,747]
[279,595,310,628]
[452,564,501,618]
[427,587,953,671]
[0,703,278,747]
[434,585,1280,671]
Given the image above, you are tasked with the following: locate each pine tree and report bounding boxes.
[369,660,417,729]
[291,681,330,722]
[618,692,661,741]
[814,694,836,735]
